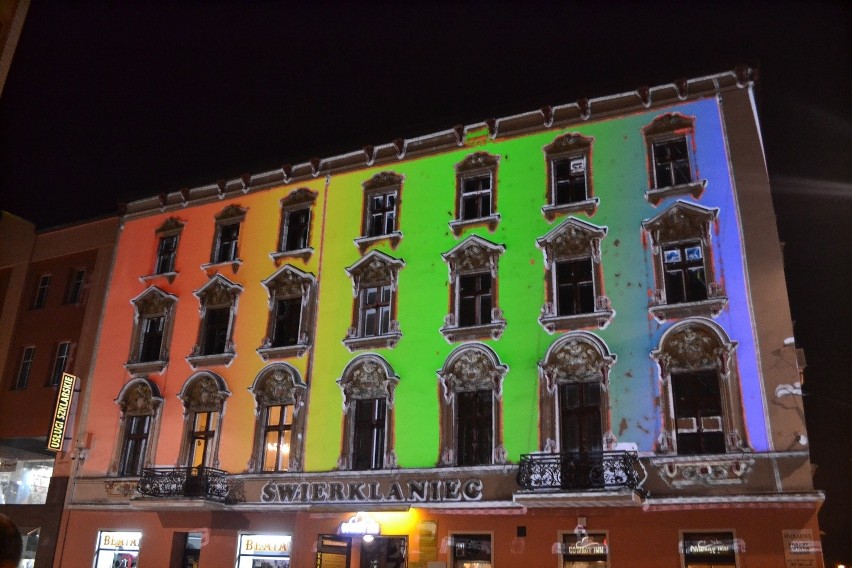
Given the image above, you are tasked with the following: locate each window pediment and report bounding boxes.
[337,355,399,406]
[642,113,695,137]
[456,152,499,173]
[194,274,243,306]
[262,264,315,298]
[279,187,317,208]
[539,332,615,392]
[156,217,185,235]
[214,204,247,222]
[116,378,163,416]
[442,235,504,279]
[363,171,403,191]
[536,217,606,266]
[345,250,405,290]
[250,364,306,407]
[544,132,592,155]
[642,201,717,246]
[131,287,177,317]
[179,373,230,412]
[437,344,507,402]
[652,320,736,376]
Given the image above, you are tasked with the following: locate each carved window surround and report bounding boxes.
[336,355,400,470]
[437,343,508,466]
[272,188,317,264]
[186,274,242,368]
[125,286,177,375]
[354,171,404,253]
[206,204,246,272]
[643,201,727,322]
[651,318,748,455]
[257,265,316,360]
[248,363,307,473]
[343,250,405,351]
[109,378,164,477]
[177,372,231,469]
[449,152,501,237]
[538,332,616,452]
[536,217,613,333]
[542,133,599,221]
[140,217,184,283]
[642,113,707,205]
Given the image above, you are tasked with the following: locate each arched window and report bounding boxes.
[337,355,399,470]
[249,364,307,473]
[651,319,747,455]
[538,332,616,455]
[178,372,230,469]
[437,344,508,466]
[111,378,163,477]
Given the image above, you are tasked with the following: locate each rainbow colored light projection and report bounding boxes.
[82,96,768,477]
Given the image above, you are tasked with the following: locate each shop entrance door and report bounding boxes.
[360,536,406,568]
[316,535,407,568]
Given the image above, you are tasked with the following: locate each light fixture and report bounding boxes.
[362,534,374,543]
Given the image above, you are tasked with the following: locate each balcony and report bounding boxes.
[137,467,230,502]
[517,451,646,498]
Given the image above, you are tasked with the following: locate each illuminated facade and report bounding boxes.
[58,69,823,567]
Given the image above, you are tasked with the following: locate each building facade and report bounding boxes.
[58,69,823,567]
[0,212,118,567]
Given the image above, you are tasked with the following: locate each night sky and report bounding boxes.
[1,2,849,563]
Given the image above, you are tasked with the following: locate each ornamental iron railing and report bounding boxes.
[517,451,646,495]
[137,466,229,501]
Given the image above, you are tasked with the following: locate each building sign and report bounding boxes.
[316,536,350,568]
[682,532,736,566]
[237,534,291,568]
[94,531,141,568]
[782,529,818,568]
[260,477,483,504]
[563,533,608,566]
[339,513,381,536]
[46,373,76,452]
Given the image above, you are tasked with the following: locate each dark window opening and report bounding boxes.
[359,285,392,337]
[663,242,707,304]
[460,175,492,220]
[672,370,725,455]
[262,404,293,472]
[188,411,218,468]
[272,298,302,347]
[367,191,397,237]
[451,534,492,566]
[33,275,50,309]
[66,269,86,303]
[214,223,240,263]
[155,235,178,274]
[119,414,151,477]
[201,308,230,355]
[653,138,691,188]
[559,382,602,454]
[457,390,492,466]
[553,157,588,204]
[555,259,595,315]
[139,317,165,362]
[49,342,71,386]
[459,274,492,327]
[15,347,35,389]
[353,398,386,470]
[284,208,310,251]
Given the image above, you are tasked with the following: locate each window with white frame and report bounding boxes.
[355,172,403,252]
[178,372,230,469]
[257,265,316,360]
[187,275,242,367]
[249,364,307,473]
[274,188,317,262]
[209,204,246,266]
[642,113,706,205]
[449,152,500,236]
[65,269,86,304]
[125,287,177,375]
[32,274,50,309]
[112,378,162,477]
[149,217,185,278]
[542,133,598,220]
[14,346,36,389]
[48,341,72,386]
[343,250,404,351]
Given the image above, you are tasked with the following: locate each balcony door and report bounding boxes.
[558,381,602,489]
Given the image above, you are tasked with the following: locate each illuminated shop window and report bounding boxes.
[14,346,35,389]
[562,532,609,567]
[32,274,50,309]
[681,532,737,568]
[48,341,72,386]
[113,378,162,477]
[537,217,613,333]
[178,372,230,469]
[440,235,506,342]
[355,171,403,252]
[274,188,317,262]
[209,204,246,266]
[258,265,316,360]
[438,344,507,467]
[125,287,177,375]
[0,442,53,505]
[20,527,39,567]
[236,534,292,568]
[642,113,706,205]
[451,533,492,568]
[642,201,727,322]
[361,536,407,568]
[343,251,404,351]
[337,355,398,470]
[187,274,242,367]
[65,268,86,304]
[249,363,307,473]
[449,152,500,236]
[652,319,748,455]
[543,133,598,220]
[93,531,141,568]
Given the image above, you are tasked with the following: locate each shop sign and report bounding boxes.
[782,529,818,568]
[46,373,76,452]
[339,513,380,536]
[98,531,142,550]
[239,534,291,555]
[683,536,733,555]
[260,477,483,504]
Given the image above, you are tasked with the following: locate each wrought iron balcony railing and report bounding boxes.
[517,451,646,495]
[137,467,229,501]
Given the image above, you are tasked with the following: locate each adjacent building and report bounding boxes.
[57,68,823,567]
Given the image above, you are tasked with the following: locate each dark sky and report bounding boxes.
[1,1,850,562]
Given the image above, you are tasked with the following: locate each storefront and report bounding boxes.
[93,531,142,568]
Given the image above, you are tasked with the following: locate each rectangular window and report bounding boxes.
[553,156,588,205]
[672,370,725,455]
[201,307,230,355]
[118,415,151,477]
[562,532,609,567]
[652,138,692,188]
[49,341,71,386]
[15,347,36,389]
[663,242,707,303]
[139,316,165,362]
[214,222,240,263]
[460,175,492,220]
[366,191,397,237]
[682,532,737,567]
[457,390,492,466]
[189,411,219,468]
[559,382,602,454]
[272,298,302,347]
[359,285,392,337]
[353,398,386,470]
[451,534,492,568]
[555,259,595,315]
[262,405,293,472]
[459,274,492,327]
[283,207,311,251]
[33,274,50,309]
[155,234,179,274]
[66,269,86,303]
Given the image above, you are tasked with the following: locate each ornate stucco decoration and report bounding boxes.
[194,273,242,308]
[337,355,400,407]
[456,151,499,173]
[250,364,306,409]
[279,187,317,208]
[437,344,508,403]
[257,265,316,359]
[117,379,162,417]
[651,455,755,488]
[214,203,247,222]
[125,287,177,375]
[131,286,177,319]
[156,216,185,234]
[180,373,230,413]
[342,251,405,351]
[363,171,404,192]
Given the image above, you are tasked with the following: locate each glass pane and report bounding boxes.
[267,405,281,426]
[664,248,682,263]
[685,245,703,261]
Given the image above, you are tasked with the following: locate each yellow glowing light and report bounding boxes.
[266,442,290,453]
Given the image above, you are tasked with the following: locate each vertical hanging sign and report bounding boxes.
[46,373,77,452]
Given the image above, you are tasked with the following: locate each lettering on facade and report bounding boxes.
[99,532,142,550]
[260,478,484,504]
[47,373,77,452]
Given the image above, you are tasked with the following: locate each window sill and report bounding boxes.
[256,343,310,360]
[644,180,706,206]
[539,309,615,333]
[186,351,236,368]
[200,259,242,275]
[139,271,178,284]
[541,198,599,221]
[448,214,500,237]
[269,248,314,264]
[353,231,402,254]
[440,317,506,342]
[342,330,402,352]
[648,296,728,322]
[124,359,168,375]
